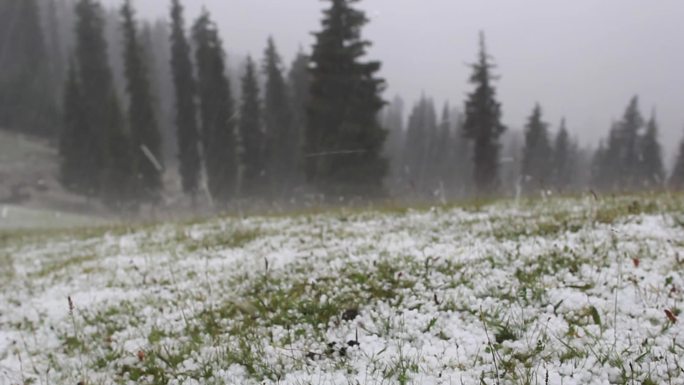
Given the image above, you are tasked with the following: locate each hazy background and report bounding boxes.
[101,0,684,165]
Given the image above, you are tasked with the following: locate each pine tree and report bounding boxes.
[169,0,201,199]
[670,132,684,190]
[306,0,388,197]
[59,61,90,194]
[552,118,572,190]
[45,0,66,111]
[593,97,651,192]
[239,56,265,195]
[640,113,665,188]
[521,104,552,190]
[403,96,437,192]
[591,141,608,190]
[381,95,405,188]
[287,50,311,186]
[121,0,163,202]
[99,91,138,208]
[263,37,296,194]
[436,103,452,187]
[463,33,506,195]
[73,0,135,205]
[0,0,55,135]
[193,10,238,205]
[140,21,175,165]
[618,96,645,188]
[592,120,626,191]
[449,107,471,196]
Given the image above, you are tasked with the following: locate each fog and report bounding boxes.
[102,0,684,163]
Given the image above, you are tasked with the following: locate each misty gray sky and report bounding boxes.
[104,0,684,164]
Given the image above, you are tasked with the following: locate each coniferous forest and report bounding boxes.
[2,0,684,213]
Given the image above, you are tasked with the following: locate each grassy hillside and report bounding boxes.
[1,194,683,384]
[0,130,104,218]
[0,204,106,230]
[0,130,57,201]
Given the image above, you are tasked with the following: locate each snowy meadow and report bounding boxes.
[1,194,684,385]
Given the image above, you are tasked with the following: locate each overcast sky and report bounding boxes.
[103,0,684,164]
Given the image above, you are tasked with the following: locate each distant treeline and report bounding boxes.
[2,0,684,211]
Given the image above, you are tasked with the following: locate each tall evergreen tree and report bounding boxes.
[0,0,55,135]
[591,140,608,190]
[593,97,654,191]
[73,0,135,205]
[262,37,296,193]
[552,118,572,190]
[59,61,90,194]
[436,103,453,186]
[121,0,163,202]
[288,50,311,184]
[403,96,437,192]
[640,112,665,188]
[142,20,176,166]
[193,10,238,204]
[601,122,623,190]
[462,33,506,195]
[169,0,201,199]
[670,131,684,190]
[99,92,138,208]
[44,0,66,110]
[521,104,552,190]
[382,95,405,188]
[306,0,387,197]
[448,107,471,196]
[289,51,311,135]
[239,56,265,195]
[619,96,644,188]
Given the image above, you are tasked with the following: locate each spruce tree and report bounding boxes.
[263,37,296,194]
[143,20,175,166]
[463,33,506,195]
[436,104,453,187]
[287,50,311,185]
[403,96,437,192]
[0,0,55,136]
[306,0,388,197]
[618,96,645,188]
[99,91,138,208]
[121,0,163,202]
[594,97,650,191]
[238,56,265,195]
[640,113,665,188]
[591,141,608,190]
[521,104,552,190]
[382,95,405,188]
[552,118,571,190]
[403,100,423,187]
[45,0,66,95]
[592,122,624,191]
[169,0,201,199]
[193,10,238,205]
[449,108,471,196]
[288,50,311,144]
[73,0,135,204]
[59,61,90,194]
[670,132,684,190]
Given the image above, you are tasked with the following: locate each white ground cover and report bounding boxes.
[0,196,683,385]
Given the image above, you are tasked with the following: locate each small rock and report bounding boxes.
[341,308,359,321]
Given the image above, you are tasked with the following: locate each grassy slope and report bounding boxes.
[1,194,684,384]
[0,130,110,228]
[0,130,57,197]
[0,205,106,230]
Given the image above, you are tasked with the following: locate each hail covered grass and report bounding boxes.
[1,195,683,385]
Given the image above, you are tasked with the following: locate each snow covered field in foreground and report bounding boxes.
[1,195,683,385]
